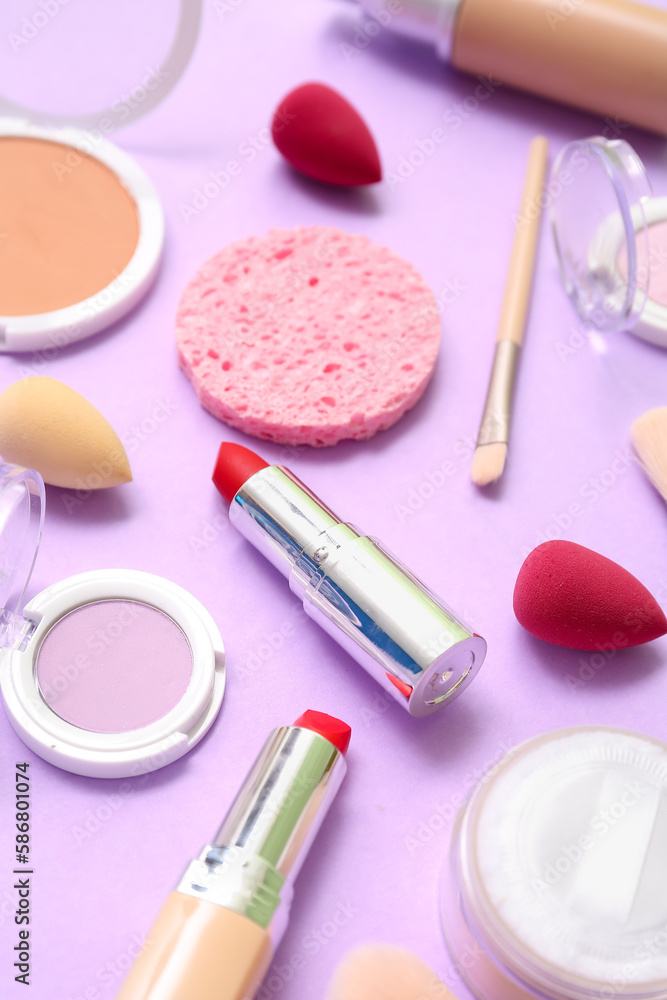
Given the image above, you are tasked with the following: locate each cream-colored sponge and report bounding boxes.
[0,377,131,488]
[327,944,456,1000]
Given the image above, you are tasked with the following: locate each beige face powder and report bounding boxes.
[0,136,139,317]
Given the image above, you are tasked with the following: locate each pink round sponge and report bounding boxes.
[513,540,667,650]
[176,226,440,447]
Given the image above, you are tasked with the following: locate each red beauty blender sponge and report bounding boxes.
[271,82,382,186]
[513,540,667,650]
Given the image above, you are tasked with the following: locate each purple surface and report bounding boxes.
[1,1,667,998]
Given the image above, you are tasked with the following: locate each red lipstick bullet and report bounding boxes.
[213,442,486,718]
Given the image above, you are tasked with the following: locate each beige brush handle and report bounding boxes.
[496,136,549,347]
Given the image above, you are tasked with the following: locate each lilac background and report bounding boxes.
[1,1,667,998]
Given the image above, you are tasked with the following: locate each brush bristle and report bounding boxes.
[326,945,454,1000]
[471,441,507,486]
[632,407,667,503]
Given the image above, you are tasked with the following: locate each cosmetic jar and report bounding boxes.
[0,0,201,352]
[551,137,667,348]
[441,726,667,1000]
[0,463,225,777]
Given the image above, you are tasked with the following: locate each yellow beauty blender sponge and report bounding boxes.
[0,377,132,488]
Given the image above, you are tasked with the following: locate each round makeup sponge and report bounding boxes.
[513,540,667,650]
[271,82,382,186]
[176,226,441,447]
[0,377,131,489]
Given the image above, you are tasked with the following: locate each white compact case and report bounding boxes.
[442,726,667,1000]
[0,116,165,353]
[0,0,201,352]
[0,463,225,778]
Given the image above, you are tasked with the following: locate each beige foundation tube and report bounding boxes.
[114,712,350,1000]
[116,894,272,1000]
[344,0,667,135]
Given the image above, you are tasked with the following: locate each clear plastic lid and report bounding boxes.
[550,137,652,333]
[0,464,44,623]
[0,0,201,132]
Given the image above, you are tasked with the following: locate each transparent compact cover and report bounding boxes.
[0,463,44,646]
[550,137,652,334]
[0,0,201,130]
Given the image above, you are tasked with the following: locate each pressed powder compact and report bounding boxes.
[551,136,667,348]
[0,463,225,777]
[441,726,667,1000]
[0,0,201,353]
[0,124,163,352]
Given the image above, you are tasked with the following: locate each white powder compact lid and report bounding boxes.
[550,137,667,348]
[446,726,667,1000]
[0,462,226,778]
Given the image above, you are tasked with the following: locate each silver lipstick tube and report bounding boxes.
[229,465,486,717]
[176,723,346,947]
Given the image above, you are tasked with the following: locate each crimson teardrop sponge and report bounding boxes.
[513,540,667,650]
[271,82,382,186]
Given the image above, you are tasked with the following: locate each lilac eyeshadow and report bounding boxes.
[36,600,193,734]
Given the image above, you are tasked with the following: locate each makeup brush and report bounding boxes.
[631,406,667,502]
[471,135,549,486]
[326,944,457,1000]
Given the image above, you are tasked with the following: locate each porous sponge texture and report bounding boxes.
[513,540,667,650]
[176,226,441,447]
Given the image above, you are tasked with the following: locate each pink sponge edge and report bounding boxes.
[176,226,441,447]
